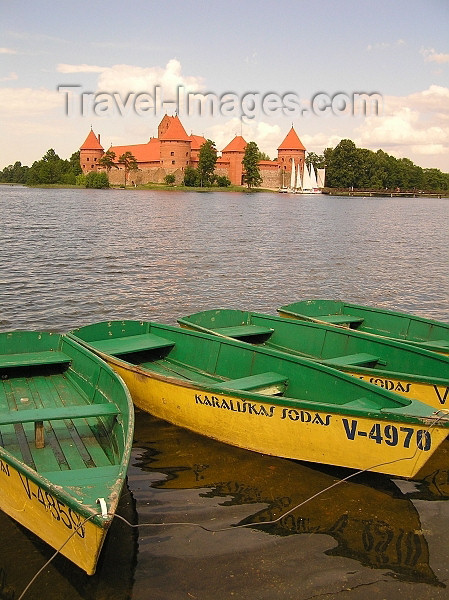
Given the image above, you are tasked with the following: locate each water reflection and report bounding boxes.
[0,484,138,600]
[132,414,443,588]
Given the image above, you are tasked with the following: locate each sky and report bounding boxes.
[1,0,449,172]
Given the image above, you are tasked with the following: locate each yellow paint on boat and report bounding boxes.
[108,359,448,480]
[0,459,106,575]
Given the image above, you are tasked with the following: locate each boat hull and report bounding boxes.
[0,332,134,575]
[0,452,107,575]
[104,356,447,480]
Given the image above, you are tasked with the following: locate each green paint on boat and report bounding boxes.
[277,300,449,354]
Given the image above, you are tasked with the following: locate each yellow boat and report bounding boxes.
[0,331,134,575]
[70,320,449,479]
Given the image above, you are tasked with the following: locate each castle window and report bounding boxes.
[170,151,174,156]
[172,160,175,165]
[94,157,97,161]
[86,157,89,161]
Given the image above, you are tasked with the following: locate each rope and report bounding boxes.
[18,514,98,600]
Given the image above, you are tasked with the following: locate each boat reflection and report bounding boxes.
[133,413,444,588]
[0,484,138,600]
[409,438,449,500]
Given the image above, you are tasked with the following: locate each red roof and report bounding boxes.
[189,134,207,150]
[109,138,160,162]
[80,130,104,150]
[277,127,305,151]
[221,136,247,153]
[159,115,190,141]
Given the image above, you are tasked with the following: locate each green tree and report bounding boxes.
[85,172,109,188]
[68,151,82,176]
[325,139,358,188]
[183,166,199,186]
[216,175,231,187]
[98,149,118,173]
[118,151,138,187]
[0,161,29,183]
[242,141,262,188]
[197,140,217,186]
[164,173,176,185]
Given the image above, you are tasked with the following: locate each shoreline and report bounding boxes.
[1,182,447,198]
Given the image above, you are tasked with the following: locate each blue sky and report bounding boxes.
[1,0,448,171]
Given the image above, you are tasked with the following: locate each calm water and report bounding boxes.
[0,186,448,599]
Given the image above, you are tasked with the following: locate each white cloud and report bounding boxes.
[0,47,17,54]
[0,87,61,114]
[354,86,449,167]
[57,59,205,98]
[0,72,18,82]
[366,39,406,52]
[58,63,107,73]
[421,47,449,64]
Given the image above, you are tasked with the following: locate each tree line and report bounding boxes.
[309,140,449,191]
[0,149,82,185]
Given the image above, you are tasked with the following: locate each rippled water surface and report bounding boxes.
[0,186,448,599]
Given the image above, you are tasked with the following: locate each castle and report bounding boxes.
[80,115,306,188]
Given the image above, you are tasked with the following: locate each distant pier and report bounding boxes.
[324,188,445,199]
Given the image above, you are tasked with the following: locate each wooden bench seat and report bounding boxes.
[0,351,71,370]
[213,325,274,339]
[89,334,175,356]
[42,464,120,484]
[0,403,118,426]
[214,372,288,395]
[323,353,380,367]
[0,403,119,449]
[343,397,381,410]
[316,314,365,326]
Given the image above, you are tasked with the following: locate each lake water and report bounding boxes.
[0,186,448,599]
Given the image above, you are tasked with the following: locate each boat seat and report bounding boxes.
[42,465,121,485]
[89,334,175,356]
[316,314,365,326]
[0,403,119,426]
[343,397,381,410]
[213,325,274,339]
[324,353,380,367]
[0,403,119,450]
[214,371,288,395]
[0,351,71,370]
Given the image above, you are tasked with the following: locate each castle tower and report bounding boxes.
[277,127,306,178]
[221,136,247,185]
[158,116,191,177]
[80,129,104,173]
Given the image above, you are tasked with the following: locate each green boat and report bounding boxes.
[178,309,449,410]
[70,320,449,479]
[277,299,449,355]
[0,331,134,575]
